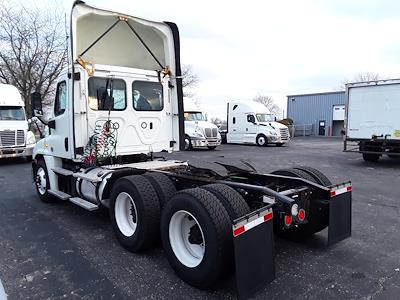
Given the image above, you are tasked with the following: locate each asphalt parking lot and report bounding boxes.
[0,137,399,299]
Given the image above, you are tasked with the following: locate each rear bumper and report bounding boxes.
[0,144,34,158]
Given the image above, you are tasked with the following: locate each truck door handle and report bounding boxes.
[150,122,153,129]
[246,128,248,131]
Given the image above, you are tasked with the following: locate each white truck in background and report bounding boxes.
[344,79,400,161]
[183,98,221,150]
[0,84,36,159]
[226,101,290,146]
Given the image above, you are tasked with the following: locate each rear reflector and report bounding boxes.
[233,210,273,237]
[298,209,305,221]
[330,184,352,197]
[284,215,292,226]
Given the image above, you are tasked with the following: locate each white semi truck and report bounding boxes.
[344,79,400,162]
[183,98,221,150]
[227,101,290,146]
[30,2,352,298]
[0,84,36,159]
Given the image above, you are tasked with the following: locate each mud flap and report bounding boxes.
[328,188,352,246]
[233,206,275,299]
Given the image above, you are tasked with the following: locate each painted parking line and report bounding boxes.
[0,279,6,300]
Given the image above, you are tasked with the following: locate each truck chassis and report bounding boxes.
[32,156,351,298]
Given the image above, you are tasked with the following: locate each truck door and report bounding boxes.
[246,114,257,143]
[46,76,73,159]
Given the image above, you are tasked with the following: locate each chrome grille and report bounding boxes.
[0,130,16,147]
[204,128,218,138]
[17,130,24,145]
[279,128,290,140]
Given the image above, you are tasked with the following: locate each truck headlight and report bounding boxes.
[26,131,36,145]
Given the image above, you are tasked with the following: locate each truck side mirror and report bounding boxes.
[31,92,43,117]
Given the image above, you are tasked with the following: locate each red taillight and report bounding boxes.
[298,209,305,221]
[347,186,352,192]
[284,215,292,226]
[264,212,273,222]
[330,190,336,197]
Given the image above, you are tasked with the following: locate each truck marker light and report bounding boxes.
[298,209,305,221]
[284,215,292,226]
[291,204,299,216]
[347,186,353,192]
[233,210,273,237]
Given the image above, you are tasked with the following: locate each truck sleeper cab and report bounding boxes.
[30,1,352,298]
[227,101,290,146]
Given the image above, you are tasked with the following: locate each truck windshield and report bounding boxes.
[184,112,207,121]
[0,106,25,120]
[256,114,274,122]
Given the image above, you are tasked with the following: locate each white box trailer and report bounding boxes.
[344,79,400,161]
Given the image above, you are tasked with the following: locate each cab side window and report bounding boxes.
[54,81,67,116]
[247,114,255,123]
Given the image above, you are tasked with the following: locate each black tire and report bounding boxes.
[34,159,55,203]
[143,172,176,208]
[270,168,316,183]
[207,146,217,150]
[161,188,232,288]
[201,184,250,221]
[276,143,284,147]
[256,134,268,147]
[184,134,193,150]
[270,168,328,239]
[362,153,380,162]
[293,166,332,186]
[109,175,161,252]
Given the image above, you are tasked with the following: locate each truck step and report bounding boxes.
[69,197,99,211]
[72,172,103,183]
[48,189,71,200]
[52,167,74,176]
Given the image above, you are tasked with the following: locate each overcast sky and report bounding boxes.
[61,0,400,118]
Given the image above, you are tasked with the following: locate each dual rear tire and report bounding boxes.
[109,175,250,288]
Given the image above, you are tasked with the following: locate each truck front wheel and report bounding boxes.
[34,159,55,203]
[161,188,231,288]
[109,175,161,252]
[256,134,268,146]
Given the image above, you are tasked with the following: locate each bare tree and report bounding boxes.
[0,0,67,116]
[181,64,199,98]
[339,72,385,90]
[253,94,281,115]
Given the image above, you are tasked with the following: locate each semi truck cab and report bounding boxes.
[227,101,290,146]
[0,84,36,159]
[183,98,221,150]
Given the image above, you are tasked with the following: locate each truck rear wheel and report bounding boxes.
[201,184,250,220]
[362,153,380,162]
[34,159,55,203]
[271,168,328,239]
[160,188,231,288]
[109,175,160,252]
[256,134,268,146]
[143,172,176,209]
